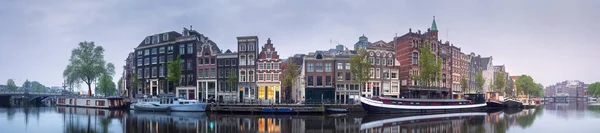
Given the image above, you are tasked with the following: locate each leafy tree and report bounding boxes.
[130,72,139,97]
[350,48,371,97]
[226,68,238,95]
[31,81,45,92]
[167,55,183,92]
[475,70,485,93]
[117,76,123,94]
[414,42,442,87]
[515,75,538,99]
[493,72,505,93]
[63,41,114,96]
[588,82,600,98]
[22,79,31,89]
[460,77,468,93]
[96,74,116,96]
[282,57,299,101]
[6,79,17,91]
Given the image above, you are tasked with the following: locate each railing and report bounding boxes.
[0,91,63,95]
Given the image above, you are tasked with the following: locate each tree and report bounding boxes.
[475,70,485,93]
[130,72,139,97]
[117,76,123,94]
[226,68,238,98]
[6,79,17,91]
[587,82,600,98]
[22,79,31,89]
[166,55,183,92]
[96,74,116,96]
[414,42,442,87]
[31,81,45,92]
[282,57,300,101]
[350,48,371,97]
[493,72,506,94]
[460,77,468,93]
[63,41,114,96]
[515,75,537,99]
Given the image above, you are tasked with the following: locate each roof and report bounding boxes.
[431,16,438,31]
[480,57,491,70]
[136,31,182,48]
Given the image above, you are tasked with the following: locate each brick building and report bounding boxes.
[196,35,221,102]
[256,38,282,103]
[304,51,335,103]
[365,40,401,98]
[216,50,238,102]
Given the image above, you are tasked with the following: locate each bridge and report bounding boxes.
[0,91,66,107]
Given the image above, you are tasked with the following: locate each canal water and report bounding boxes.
[1,103,600,133]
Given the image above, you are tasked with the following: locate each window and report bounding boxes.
[163,33,169,41]
[274,74,278,81]
[370,57,374,65]
[345,63,350,70]
[137,68,142,79]
[198,58,203,65]
[376,68,380,79]
[159,66,164,77]
[153,35,159,44]
[144,49,150,56]
[337,63,343,69]
[232,59,236,66]
[239,44,246,51]
[387,59,393,66]
[167,46,173,53]
[412,52,418,65]
[369,68,374,78]
[198,69,204,78]
[248,44,254,51]
[383,69,389,79]
[346,72,351,80]
[240,71,246,82]
[167,55,173,62]
[376,58,380,65]
[159,47,165,54]
[325,63,331,72]
[392,82,399,92]
[152,67,157,77]
[248,55,254,65]
[258,63,264,69]
[382,58,386,66]
[210,68,216,78]
[337,72,343,81]
[210,58,215,65]
[442,58,446,69]
[204,58,209,64]
[240,55,246,65]
[317,76,323,86]
[266,73,271,80]
[145,68,149,78]
[137,59,142,66]
[325,76,331,86]
[274,63,279,69]
[204,69,209,78]
[137,51,143,57]
[248,71,254,82]
[145,37,150,44]
[152,57,157,64]
[307,63,314,72]
[316,63,323,72]
[144,58,150,65]
[391,71,398,79]
[258,74,264,81]
[179,44,185,54]
[187,60,192,70]
[187,44,193,54]
[159,56,165,64]
[225,59,230,66]
[307,76,314,86]
[266,52,272,59]
[152,48,157,55]
[266,62,272,69]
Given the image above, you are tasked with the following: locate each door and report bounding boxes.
[239,90,244,103]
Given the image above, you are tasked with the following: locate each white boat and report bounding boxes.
[132,97,208,112]
[57,97,127,109]
[134,102,170,112]
[361,95,488,114]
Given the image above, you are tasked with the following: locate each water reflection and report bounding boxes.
[4,104,600,133]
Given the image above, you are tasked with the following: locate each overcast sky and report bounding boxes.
[1,0,598,91]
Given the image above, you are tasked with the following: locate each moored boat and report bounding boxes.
[504,99,523,108]
[56,97,127,109]
[361,95,487,114]
[134,102,170,112]
[132,97,208,112]
[486,100,505,108]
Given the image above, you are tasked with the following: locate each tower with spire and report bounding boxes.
[430,16,439,40]
[354,34,372,51]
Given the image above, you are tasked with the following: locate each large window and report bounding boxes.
[325,63,331,72]
[137,59,142,66]
[412,52,418,65]
[159,56,165,64]
[258,63,264,69]
[159,66,164,77]
[248,71,254,82]
[152,48,157,55]
[187,44,193,54]
[266,62,271,69]
[144,58,150,65]
[346,63,350,69]
[258,74,264,81]
[152,57,157,64]
[239,55,246,65]
[137,68,142,79]
[337,63,343,69]
[152,67,157,77]
[274,63,279,69]
[266,73,271,81]
[307,76,313,86]
[337,72,343,81]
[274,74,279,81]
[240,71,246,82]
[346,72,351,80]
[144,49,150,56]
[179,44,185,54]
[248,55,255,65]
[326,76,331,86]
[317,76,323,86]
[316,63,323,72]
[167,46,173,53]
[307,63,313,72]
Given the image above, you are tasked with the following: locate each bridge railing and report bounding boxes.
[0,91,63,95]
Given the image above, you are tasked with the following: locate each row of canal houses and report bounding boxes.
[122,17,512,104]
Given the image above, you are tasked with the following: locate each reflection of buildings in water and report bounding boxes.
[124,111,208,133]
[544,103,586,119]
[57,107,124,133]
[203,114,362,133]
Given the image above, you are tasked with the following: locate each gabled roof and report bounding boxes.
[480,57,491,70]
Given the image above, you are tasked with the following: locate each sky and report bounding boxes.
[0,0,599,91]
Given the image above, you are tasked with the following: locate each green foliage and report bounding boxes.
[415,42,442,87]
[475,70,485,93]
[6,79,17,91]
[131,72,138,93]
[226,68,238,91]
[167,55,183,90]
[282,57,299,99]
[493,72,506,92]
[96,74,116,97]
[31,81,46,92]
[515,75,541,97]
[22,79,31,89]
[350,48,371,95]
[588,82,600,98]
[460,77,468,93]
[63,41,114,96]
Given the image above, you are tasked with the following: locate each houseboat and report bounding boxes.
[131,97,207,112]
[360,112,488,130]
[360,94,487,114]
[56,97,127,109]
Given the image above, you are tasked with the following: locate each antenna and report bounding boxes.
[446,28,449,41]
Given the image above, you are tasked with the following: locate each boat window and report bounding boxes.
[410,102,414,105]
[416,102,420,105]
[391,101,396,104]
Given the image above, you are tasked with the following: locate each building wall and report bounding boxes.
[237,36,259,102]
[256,38,282,102]
[216,51,237,102]
[304,52,335,103]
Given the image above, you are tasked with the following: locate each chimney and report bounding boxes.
[409,28,412,33]
[267,38,271,44]
[418,30,421,34]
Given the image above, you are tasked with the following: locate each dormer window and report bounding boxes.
[266,52,272,59]
[163,33,169,41]
[145,37,150,44]
[153,35,159,44]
